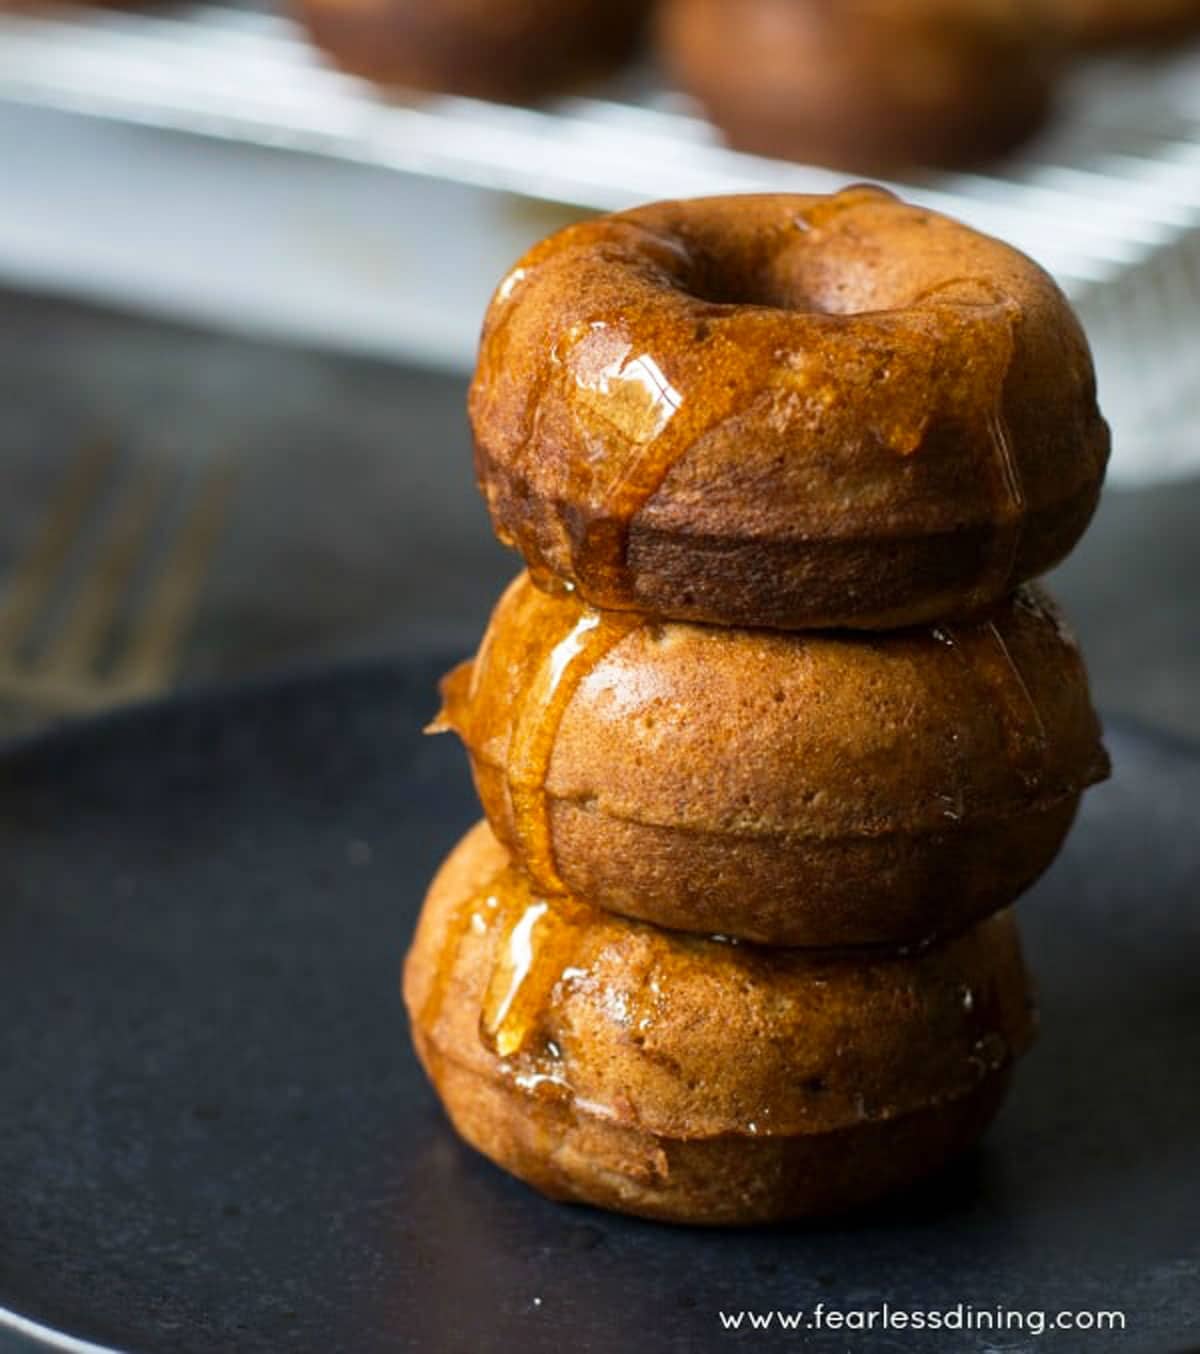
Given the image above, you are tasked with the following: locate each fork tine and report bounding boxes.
[35,463,166,678]
[0,439,115,654]
[113,461,235,695]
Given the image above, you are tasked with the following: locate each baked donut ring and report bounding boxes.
[404,822,1036,1224]
[296,0,650,100]
[1051,0,1200,44]
[656,0,1061,172]
[470,188,1109,631]
[434,573,1108,947]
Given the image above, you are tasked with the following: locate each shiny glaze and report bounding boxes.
[552,186,903,598]
[505,606,643,891]
[415,852,647,1086]
[415,871,481,1095]
[467,187,1101,626]
[977,405,1026,607]
[444,572,1104,855]
[906,277,1026,611]
[480,888,591,1059]
[412,828,1037,1137]
[435,589,643,893]
[933,606,1048,794]
[550,293,1023,607]
[418,856,594,1071]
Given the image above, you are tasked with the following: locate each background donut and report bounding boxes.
[296,0,652,99]
[1051,0,1200,45]
[656,0,1063,171]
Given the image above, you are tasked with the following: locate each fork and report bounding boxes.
[0,440,235,723]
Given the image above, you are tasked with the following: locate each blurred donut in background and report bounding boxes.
[1050,0,1200,46]
[656,0,1063,172]
[296,0,652,100]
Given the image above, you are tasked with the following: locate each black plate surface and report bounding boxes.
[1,659,1198,1354]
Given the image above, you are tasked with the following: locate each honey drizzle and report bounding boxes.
[506,605,642,892]
[974,400,1027,611]
[567,189,897,601]
[483,191,1032,612]
[894,276,1027,612]
[420,857,594,1068]
[479,888,590,1059]
[559,332,691,605]
[949,289,1025,613]
[934,619,1048,794]
[478,220,695,595]
[566,308,1024,613]
[573,449,677,604]
[419,869,501,1034]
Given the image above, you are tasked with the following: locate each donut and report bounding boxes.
[434,573,1108,947]
[404,822,1036,1224]
[1050,0,1200,44]
[295,0,650,100]
[470,188,1109,631]
[656,0,1060,171]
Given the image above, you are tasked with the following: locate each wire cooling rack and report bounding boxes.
[0,1,1198,481]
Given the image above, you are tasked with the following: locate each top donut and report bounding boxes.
[470,188,1109,630]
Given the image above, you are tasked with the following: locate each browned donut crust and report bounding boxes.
[434,573,1109,946]
[404,822,1035,1223]
[1051,0,1200,44]
[470,189,1109,631]
[417,1037,1013,1224]
[296,0,649,100]
[655,0,1061,172]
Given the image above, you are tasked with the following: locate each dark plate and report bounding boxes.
[1,659,1198,1354]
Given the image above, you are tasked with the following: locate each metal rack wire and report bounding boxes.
[0,1,1198,480]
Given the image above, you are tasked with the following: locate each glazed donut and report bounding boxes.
[1050,0,1200,44]
[435,573,1108,947]
[656,0,1061,171]
[404,822,1035,1224]
[296,0,650,100]
[470,189,1109,631]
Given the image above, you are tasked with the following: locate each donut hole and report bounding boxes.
[667,207,1006,320]
[682,250,834,315]
[677,237,914,318]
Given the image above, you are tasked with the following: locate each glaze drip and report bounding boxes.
[946,289,1025,611]
[420,858,594,1068]
[975,401,1026,609]
[480,890,590,1059]
[476,192,1040,617]
[419,874,494,1033]
[934,618,1048,793]
[550,319,695,602]
[904,284,1025,609]
[506,605,642,892]
[417,848,1034,1140]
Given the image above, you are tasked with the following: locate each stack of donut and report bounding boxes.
[405,186,1112,1224]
